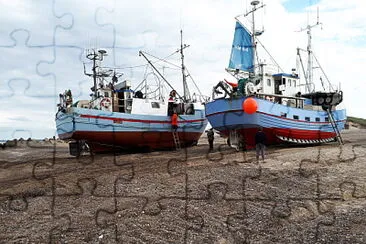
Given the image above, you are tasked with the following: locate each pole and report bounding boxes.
[180,30,191,102]
[92,51,97,98]
[306,25,312,93]
[252,2,256,75]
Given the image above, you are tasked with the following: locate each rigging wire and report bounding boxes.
[142,51,181,69]
[101,49,180,71]
[255,37,284,72]
[312,51,335,91]
[185,67,204,97]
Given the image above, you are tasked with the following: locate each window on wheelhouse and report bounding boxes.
[293,80,296,87]
[288,79,292,87]
[151,102,160,108]
[280,112,287,117]
[325,117,329,122]
[104,92,109,97]
[305,117,310,121]
[293,115,299,120]
[267,79,271,86]
[282,78,286,85]
[315,117,320,122]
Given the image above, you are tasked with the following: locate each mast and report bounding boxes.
[180,30,191,102]
[243,0,265,76]
[84,49,107,98]
[299,7,321,93]
[251,1,258,75]
[307,25,313,93]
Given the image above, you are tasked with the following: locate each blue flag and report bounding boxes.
[228,22,254,72]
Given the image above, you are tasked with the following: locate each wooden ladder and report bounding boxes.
[326,108,343,145]
[172,131,181,150]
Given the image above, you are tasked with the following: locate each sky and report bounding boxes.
[0,0,364,140]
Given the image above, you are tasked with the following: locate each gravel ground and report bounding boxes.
[0,129,366,243]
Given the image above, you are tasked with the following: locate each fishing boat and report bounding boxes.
[56,32,208,155]
[205,0,346,150]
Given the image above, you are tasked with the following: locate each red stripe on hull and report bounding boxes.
[65,131,202,152]
[79,114,205,124]
[220,127,335,149]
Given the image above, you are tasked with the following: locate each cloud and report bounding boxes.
[0,0,364,139]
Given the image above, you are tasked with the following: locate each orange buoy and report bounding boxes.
[242,97,258,114]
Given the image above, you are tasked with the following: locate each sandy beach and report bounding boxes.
[1,128,366,243]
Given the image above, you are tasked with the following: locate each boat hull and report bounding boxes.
[56,107,207,152]
[205,97,346,147]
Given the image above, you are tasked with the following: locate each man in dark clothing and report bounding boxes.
[206,128,214,150]
[255,127,266,161]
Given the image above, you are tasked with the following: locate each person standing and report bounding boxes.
[206,128,214,151]
[171,112,178,132]
[255,127,266,161]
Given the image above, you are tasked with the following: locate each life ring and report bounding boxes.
[100,97,112,109]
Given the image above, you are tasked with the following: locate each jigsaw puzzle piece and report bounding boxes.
[0,0,72,46]
[53,178,115,243]
[0,159,51,198]
[96,2,183,67]
[96,196,145,243]
[309,145,366,199]
[245,166,318,202]
[32,152,134,197]
[0,30,55,97]
[0,79,58,140]
[187,161,261,200]
[120,198,187,243]
[53,0,114,48]
[316,199,366,243]
[241,199,335,243]
[0,194,62,243]
[36,46,89,99]
[114,154,187,215]
[187,182,246,243]
[97,196,184,243]
[316,144,359,165]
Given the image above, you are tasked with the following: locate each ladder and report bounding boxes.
[326,108,343,145]
[172,131,181,150]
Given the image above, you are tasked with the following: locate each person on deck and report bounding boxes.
[237,78,249,96]
[206,128,214,151]
[255,127,267,161]
[171,112,178,132]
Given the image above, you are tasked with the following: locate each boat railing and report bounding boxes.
[254,93,306,109]
[192,93,210,103]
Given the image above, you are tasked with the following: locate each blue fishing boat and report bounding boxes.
[56,32,208,155]
[205,0,346,149]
